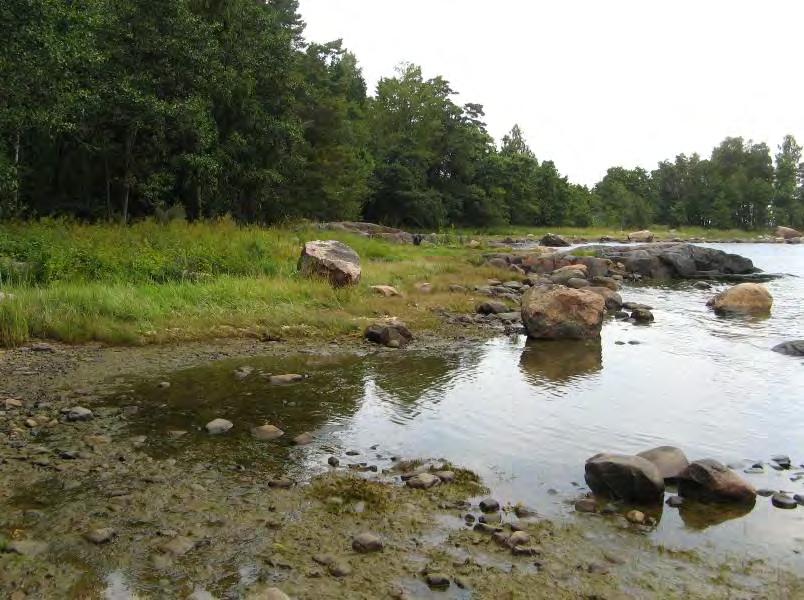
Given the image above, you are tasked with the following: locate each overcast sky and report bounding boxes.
[298,0,804,186]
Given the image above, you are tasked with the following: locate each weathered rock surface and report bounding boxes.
[772,340,804,357]
[521,285,605,339]
[637,446,690,480]
[707,283,773,314]
[678,459,756,504]
[776,226,802,240]
[585,453,665,503]
[364,320,413,348]
[298,240,361,287]
[628,230,655,242]
[541,233,571,247]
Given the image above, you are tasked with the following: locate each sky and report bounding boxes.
[298,0,804,186]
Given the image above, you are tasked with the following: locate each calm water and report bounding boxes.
[124,243,804,565]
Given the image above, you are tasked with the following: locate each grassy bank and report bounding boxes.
[0,219,511,347]
[0,219,769,347]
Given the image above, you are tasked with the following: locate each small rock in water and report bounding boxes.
[666,495,684,507]
[352,532,383,553]
[66,406,93,422]
[771,455,792,469]
[479,498,500,513]
[514,505,537,518]
[631,308,654,323]
[327,456,340,467]
[744,466,764,475]
[84,528,116,544]
[205,418,233,435]
[292,432,314,445]
[250,423,284,441]
[345,450,360,456]
[794,494,804,506]
[425,573,451,590]
[756,489,776,497]
[771,493,798,509]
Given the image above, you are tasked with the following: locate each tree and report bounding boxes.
[773,135,803,227]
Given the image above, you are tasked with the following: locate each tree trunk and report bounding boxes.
[196,183,202,220]
[104,155,112,222]
[12,130,20,211]
[121,126,137,225]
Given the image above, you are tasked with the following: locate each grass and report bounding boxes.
[0,218,767,347]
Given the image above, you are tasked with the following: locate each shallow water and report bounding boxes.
[123,243,804,567]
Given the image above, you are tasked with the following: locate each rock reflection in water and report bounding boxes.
[518,338,602,384]
[678,500,755,530]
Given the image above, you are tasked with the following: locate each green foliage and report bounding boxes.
[0,297,29,347]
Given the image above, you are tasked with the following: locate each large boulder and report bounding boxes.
[521,285,605,340]
[678,459,756,504]
[707,283,772,315]
[541,233,571,247]
[772,340,804,357]
[776,226,802,240]
[298,240,361,287]
[628,230,655,242]
[585,453,665,503]
[637,446,689,481]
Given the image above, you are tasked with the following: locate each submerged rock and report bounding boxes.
[772,341,804,357]
[521,285,605,340]
[678,459,756,504]
[585,453,665,503]
[298,240,361,287]
[630,307,655,323]
[707,283,773,315]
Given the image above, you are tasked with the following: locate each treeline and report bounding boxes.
[1,1,802,230]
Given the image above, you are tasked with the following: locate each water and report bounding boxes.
[124,243,804,566]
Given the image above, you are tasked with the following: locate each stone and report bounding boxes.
[352,532,383,553]
[541,233,571,247]
[406,472,440,489]
[513,505,537,518]
[370,285,401,297]
[590,276,620,291]
[507,531,531,547]
[678,459,756,504]
[269,374,304,385]
[5,540,48,556]
[84,528,116,544]
[413,282,433,294]
[586,286,623,311]
[625,510,646,524]
[160,536,195,556]
[433,470,455,483]
[585,453,665,503]
[292,432,314,445]
[550,269,587,285]
[251,424,284,441]
[772,341,804,357]
[425,573,451,589]
[567,277,590,289]
[631,308,654,323]
[574,498,597,513]
[449,284,467,293]
[771,455,792,469]
[298,240,361,287]
[666,495,684,507]
[776,226,802,239]
[327,456,340,467]
[627,230,655,242]
[268,478,293,489]
[328,561,353,577]
[771,493,798,509]
[756,489,776,497]
[66,406,93,422]
[364,320,413,348]
[205,418,233,435]
[477,301,509,315]
[4,398,23,409]
[479,498,500,513]
[637,446,690,480]
[521,285,605,340]
[707,283,773,315]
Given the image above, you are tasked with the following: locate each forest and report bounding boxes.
[2,0,803,231]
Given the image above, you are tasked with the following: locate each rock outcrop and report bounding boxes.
[707,283,773,315]
[521,285,605,339]
[585,453,665,503]
[298,240,361,287]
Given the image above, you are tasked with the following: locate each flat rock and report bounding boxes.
[637,446,689,480]
[205,418,233,435]
[371,285,401,297]
[406,472,440,489]
[771,493,798,509]
[251,424,285,441]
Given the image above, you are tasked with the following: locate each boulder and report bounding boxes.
[776,226,802,240]
[550,269,587,285]
[637,446,689,480]
[628,230,655,242]
[707,283,772,315]
[364,320,413,348]
[521,286,605,340]
[541,233,571,247]
[585,453,665,503]
[772,340,804,357]
[566,277,590,289]
[678,459,756,504]
[298,240,361,287]
[631,307,655,322]
[585,287,623,311]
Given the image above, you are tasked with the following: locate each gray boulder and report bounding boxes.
[772,340,804,357]
[585,453,665,503]
[678,459,756,504]
[364,321,413,348]
[541,233,571,247]
[521,285,605,340]
[298,240,361,287]
[637,446,689,480]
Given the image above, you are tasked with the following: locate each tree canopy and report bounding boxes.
[1,0,802,230]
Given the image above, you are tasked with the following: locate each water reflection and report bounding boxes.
[678,500,756,530]
[519,339,602,384]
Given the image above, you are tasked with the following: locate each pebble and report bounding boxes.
[425,573,451,590]
[85,528,116,544]
[205,418,233,434]
[66,406,93,422]
[352,532,383,553]
[574,498,597,513]
[479,498,500,513]
[250,424,284,440]
[292,432,314,445]
[771,493,798,509]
